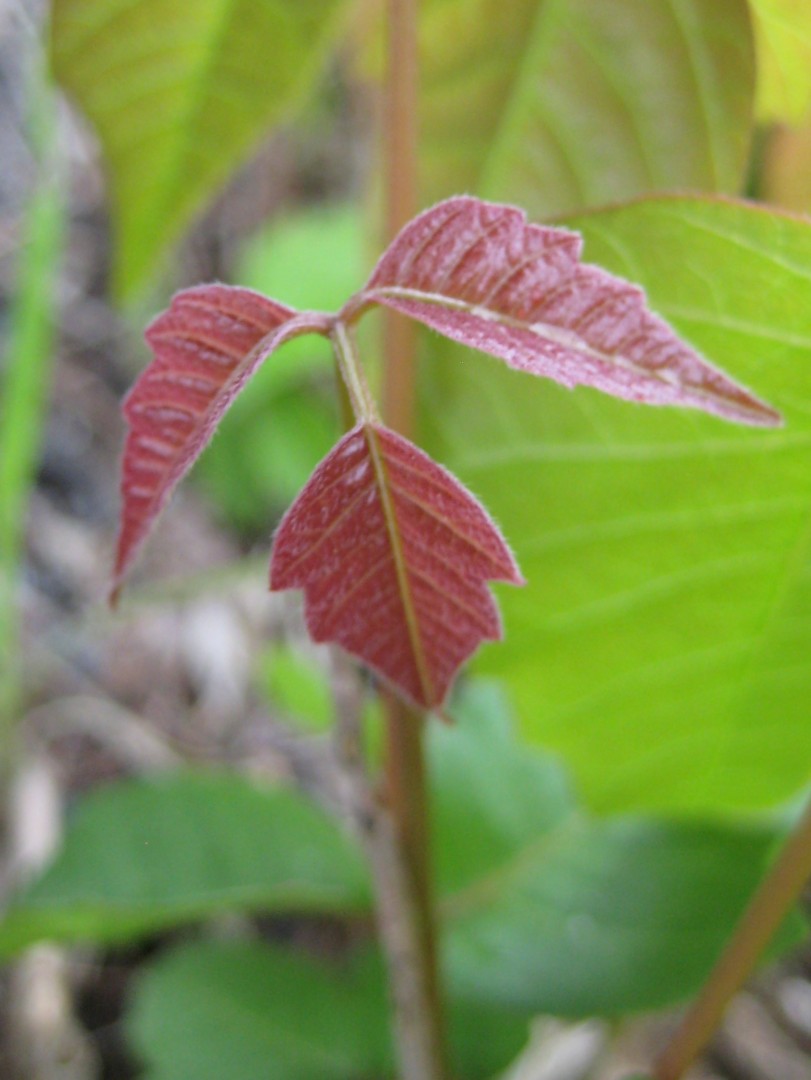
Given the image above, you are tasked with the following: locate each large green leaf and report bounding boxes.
[433,683,800,1016]
[750,0,811,122]
[444,813,790,1016]
[0,772,369,955]
[420,0,755,212]
[127,941,528,1080]
[423,197,811,814]
[50,0,347,295]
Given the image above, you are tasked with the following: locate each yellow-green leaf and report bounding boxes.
[420,0,755,214]
[50,0,347,296]
[751,0,811,122]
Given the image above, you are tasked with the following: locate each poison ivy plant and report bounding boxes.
[50,0,348,295]
[423,196,811,814]
[111,196,776,711]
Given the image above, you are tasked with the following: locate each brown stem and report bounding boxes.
[331,658,446,1080]
[377,2,448,1077]
[654,795,811,1080]
[382,693,446,1079]
[382,0,419,435]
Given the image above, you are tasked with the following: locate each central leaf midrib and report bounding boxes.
[364,425,435,707]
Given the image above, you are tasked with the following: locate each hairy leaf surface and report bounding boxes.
[358,197,780,427]
[113,285,328,598]
[270,424,523,710]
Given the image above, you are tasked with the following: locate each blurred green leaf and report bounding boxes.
[128,941,527,1080]
[424,196,811,815]
[435,683,801,1016]
[255,644,334,732]
[234,202,365,385]
[432,682,574,899]
[238,202,365,323]
[421,0,755,212]
[750,0,811,122]
[50,0,348,296]
[0,772,368,956]
[445,814,793,1016]
[128,943,393,1080]
[199,380,338,532]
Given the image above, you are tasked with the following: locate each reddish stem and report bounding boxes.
[378,2,448,1078]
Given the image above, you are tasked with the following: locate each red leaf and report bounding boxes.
[270,423,523,710]
[112,285,330,600]
[351,196,781,427]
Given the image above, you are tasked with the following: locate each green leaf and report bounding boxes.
[238,202,365,324]
[252,643,385,735]
[445,815,791,1016]
[128,941,528,1080]
[255,644,335,732]
[0,772,368,957]
[50,0,347,296]
[424,197,811,814]
[750,0,811,122]
[420,0,755,212]
[128,943,392,1080]
[198,380,338,532]
[435,683,801,1015]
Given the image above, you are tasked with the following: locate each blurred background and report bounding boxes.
[3,0,811,1077]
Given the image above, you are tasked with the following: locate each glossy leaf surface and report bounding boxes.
[420,0,754,212]
[424,197,811,813]
[360,197,780,427]
[270,423,523,710]
[128,941,527,1080]
[50,0,345,294]
[113,285,328,598]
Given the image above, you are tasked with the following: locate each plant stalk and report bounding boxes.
[655,795,811,1080]
[378,2,448,1078]
[382,0,419,435]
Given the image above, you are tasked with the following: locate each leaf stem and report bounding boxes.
[376,2,448,1078]
[330,320,379,424]
[331,656,446,1080]
[382,0,419,435]
[654,795,811,1080]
